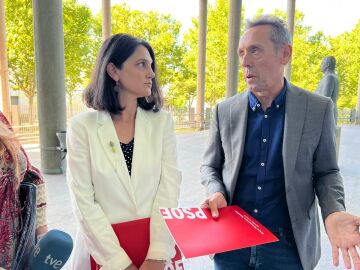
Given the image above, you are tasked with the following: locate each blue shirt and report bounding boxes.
[232,83,291,229]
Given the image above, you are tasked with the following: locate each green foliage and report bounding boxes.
[271,9,330,91]
[5,0,36,123]
[4,0,360,113]
[93,3,183,89]
[172,0,246,109]
[163,1,231,108]
[172,2,358,110]
[205,0,229,106]
[5,0,35,99]
[5,0,98,114]
[329,20,360,108]
[63,0,98,100]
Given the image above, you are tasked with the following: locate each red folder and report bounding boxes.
[90,218,183,270]
[160,206,279,258]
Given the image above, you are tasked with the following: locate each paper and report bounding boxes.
[160,206,279,258]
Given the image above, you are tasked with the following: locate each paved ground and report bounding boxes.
[24,125,360,270]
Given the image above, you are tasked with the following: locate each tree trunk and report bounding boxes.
[28,95,34,124]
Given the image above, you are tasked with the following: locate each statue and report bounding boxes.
[316,56,339,124]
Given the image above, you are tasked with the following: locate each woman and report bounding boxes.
[0,111,48,269]
[67,34,182,270]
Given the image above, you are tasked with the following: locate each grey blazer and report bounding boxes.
[200,82,345,270]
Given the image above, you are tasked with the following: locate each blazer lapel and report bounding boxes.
[229,91,249,199]
[283,83,307,182]
[130,107,152,194]
[96,111,135,202]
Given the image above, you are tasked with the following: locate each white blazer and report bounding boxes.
[67,107,182,270]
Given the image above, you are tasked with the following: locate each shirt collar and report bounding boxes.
[248,79,287,111]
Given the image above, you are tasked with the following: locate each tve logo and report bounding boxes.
[44,254,64,269]
[33,245,64,269]
[29,229,73,269]
[160,207,207,219]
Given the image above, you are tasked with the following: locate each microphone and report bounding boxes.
[29,229,73,270]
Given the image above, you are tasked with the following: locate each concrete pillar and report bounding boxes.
[196,0,207,130]
[356,70,360,124]
[102,0,111,41]
[32,0,67,174]
[225,0,242,98]
[0,0,11,120]
[284,0,295,81]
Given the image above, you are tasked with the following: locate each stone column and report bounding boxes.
[196,0,207,130]
[0,0,11,120]
[356,70,360,124]
[225,0,242,98]
[32,0,67,174]
[284,0,295,81]
[102,0,111,41]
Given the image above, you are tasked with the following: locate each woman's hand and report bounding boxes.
[139,259,166,270]
[36,225,48,241]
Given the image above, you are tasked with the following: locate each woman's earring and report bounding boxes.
[114,80,120,93]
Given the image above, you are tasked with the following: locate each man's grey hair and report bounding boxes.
[245,15,292,48]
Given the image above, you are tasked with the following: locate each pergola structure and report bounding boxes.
[0,0,359,173]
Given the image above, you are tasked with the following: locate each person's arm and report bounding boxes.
[23,157,48,239]
[145,113,181,262]
[313,99,344,218]
[33,178,48,239]
[200,105,228,218]
[313,100,360,269]
[67,117,133,270]
[0,110,49,239]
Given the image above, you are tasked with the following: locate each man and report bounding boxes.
[200,15,360,270]
[316,56,339,124]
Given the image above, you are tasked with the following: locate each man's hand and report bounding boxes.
[139,259,165,270]
[125,264,138,270]
[200,192,227,218]
[325,211,360,270]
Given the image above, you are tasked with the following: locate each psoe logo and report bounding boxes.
[160,207,207,219]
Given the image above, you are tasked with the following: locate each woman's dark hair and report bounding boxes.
[83,33,163,113]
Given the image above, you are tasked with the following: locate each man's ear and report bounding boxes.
[281,44,292,65]
[106,62,119,81]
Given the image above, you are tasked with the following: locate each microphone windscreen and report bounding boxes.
[29,229,73,270]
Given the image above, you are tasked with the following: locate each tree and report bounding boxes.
[93,3,183,90]
[63,0,98,115]
[269,9,331,92]
[329,20,360,108]
[5,0,36,123]
[169,0,246,110]
[181,0,230,107]
[166,56,197,110]
[5,0,98,121]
